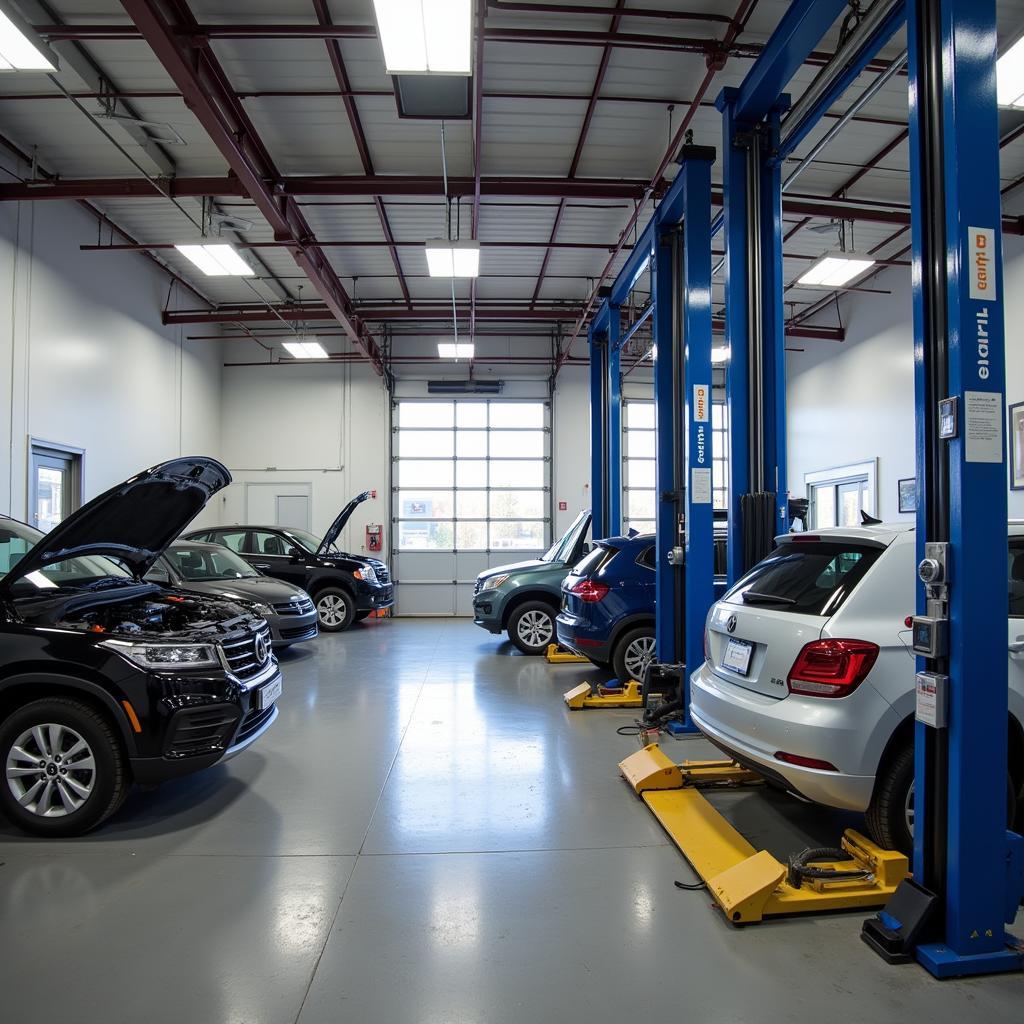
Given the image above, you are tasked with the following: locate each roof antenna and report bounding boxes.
[860,510,883,526]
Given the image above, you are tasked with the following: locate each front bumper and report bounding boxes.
[130,662,282,785]
[688,660,897,813]
[356,583,394,613]
[267,609,319,646]
[472,591,505,633]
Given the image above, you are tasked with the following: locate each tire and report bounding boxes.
[612,626,656,686]
[0,697,129,837]
[866,743,1016,856]
[507,601,557,655]
[314,587,356,632]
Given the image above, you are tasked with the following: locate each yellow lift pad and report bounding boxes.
[545,643,590,664]
[564,679,645,710]
[619,744,908,924]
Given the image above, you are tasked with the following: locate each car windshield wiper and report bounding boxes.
[741,590,796,605]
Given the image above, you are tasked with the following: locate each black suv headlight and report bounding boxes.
[100,639,221,671]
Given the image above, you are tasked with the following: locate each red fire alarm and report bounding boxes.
[371,489,377,499]
[558,500,568,511]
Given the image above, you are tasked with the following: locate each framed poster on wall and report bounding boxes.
[1011,402,1024,491]
[898,477,917,513]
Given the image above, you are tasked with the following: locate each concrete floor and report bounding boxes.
[2,617,1022,1022]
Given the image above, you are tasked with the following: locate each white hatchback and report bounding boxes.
[689,522,1024,853]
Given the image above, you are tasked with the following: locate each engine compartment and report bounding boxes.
[18,585,259,641]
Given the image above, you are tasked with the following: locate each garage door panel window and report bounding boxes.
[394,401,551,553]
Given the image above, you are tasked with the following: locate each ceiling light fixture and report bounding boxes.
[797,251,876,288]
[997,36,1024,108]
[438,342,475,359]
[371,0,473,75]
[0,2,57,71]
[425,239,480,278]
[175,243,254,277]
[283,340,328,359]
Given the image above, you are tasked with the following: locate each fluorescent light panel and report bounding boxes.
[438,342,474,358]
[797,253,875,288]
[711,346,730,364]
[997,36,1024,108]
[283,340,328,359]
[372,0,472,75]
[175,243,254,277]
[425,239,480,278]
[0,5,57,71]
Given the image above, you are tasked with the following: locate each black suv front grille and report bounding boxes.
[236,704,275,745]
[368,561,391,585]
[221,624,272,680]
[164,707,241,758]
[273,597,315,616]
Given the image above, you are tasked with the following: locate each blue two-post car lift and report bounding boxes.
[603,0,1023,972]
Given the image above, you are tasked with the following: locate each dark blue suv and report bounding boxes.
[556,533,656,685]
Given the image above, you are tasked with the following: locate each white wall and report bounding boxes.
[787,234,1024,521]
[0,197,223,527]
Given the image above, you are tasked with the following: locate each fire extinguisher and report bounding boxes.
[366,524,383,552]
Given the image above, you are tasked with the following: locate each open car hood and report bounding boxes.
[317,491,370,556]
[2,457,231,589]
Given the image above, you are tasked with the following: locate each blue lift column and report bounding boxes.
[588,318,608,539]
[904,0,1022,979]
[607,307,623,537]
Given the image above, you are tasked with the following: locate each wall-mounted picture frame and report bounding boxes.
[898,477,917,514]
[1011,402,1024,491]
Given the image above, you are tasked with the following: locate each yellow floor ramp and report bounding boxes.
[619,743,909,924]
[545,643,590,664]
[564,679,645,709]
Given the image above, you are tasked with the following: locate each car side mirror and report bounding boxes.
[146,566,170,584]
[288,547,304,561]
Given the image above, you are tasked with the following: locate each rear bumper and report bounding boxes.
[555,614,611,661]
[688,661,891,812]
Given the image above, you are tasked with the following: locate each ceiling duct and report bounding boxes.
[427,379,504,394]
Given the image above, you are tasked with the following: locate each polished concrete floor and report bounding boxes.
[2,617,1022,1022]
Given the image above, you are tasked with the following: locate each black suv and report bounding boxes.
[186,492,394,632]
[0,457,281,837]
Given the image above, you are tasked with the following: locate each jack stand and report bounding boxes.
[620,743,909,924]
[564,679,646,710]
[545,643,589,664]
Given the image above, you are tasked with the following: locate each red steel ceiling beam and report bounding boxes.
[120,0,383,374]
[530,0,626,308]
[312,0,411,309]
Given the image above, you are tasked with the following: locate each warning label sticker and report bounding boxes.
[691,467,712,504]
[964,390,1002,463]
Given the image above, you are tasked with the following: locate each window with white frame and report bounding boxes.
[804,460,878,529]
[393,400,550,551]
[624,399,729,532]
[623,401,656,534]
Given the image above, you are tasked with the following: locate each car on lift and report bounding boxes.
[146,540,318,649]
[689,521,1024,855]
[556,533,657,685]
[472,510,591,655]
[185,491,393,632]
[0,457,282,837]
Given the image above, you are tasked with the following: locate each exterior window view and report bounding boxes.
[0,1,1021,1021]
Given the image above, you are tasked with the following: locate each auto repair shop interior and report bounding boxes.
[0,0,1023,1020]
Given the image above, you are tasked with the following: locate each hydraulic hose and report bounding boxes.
[786,846,871,889]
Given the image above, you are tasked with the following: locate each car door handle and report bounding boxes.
[252,563,272,570]
[1011,637,1024,655]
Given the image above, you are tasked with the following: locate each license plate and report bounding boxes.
[257,676,283,710]
[722,638,754,676]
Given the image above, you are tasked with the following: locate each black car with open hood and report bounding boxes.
[0,457,282,838]
[185,490,394,632]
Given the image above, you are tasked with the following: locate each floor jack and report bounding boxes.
[619,743,909,924]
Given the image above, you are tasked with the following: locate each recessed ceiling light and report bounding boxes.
[283,340,328,359]
[0,3,57,71]
[372,0,473,75]
[797,252,876,288]
[438,342,474,358]
[997,36,1024,108]
[425,239,480,278]
[175,243,254,277]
